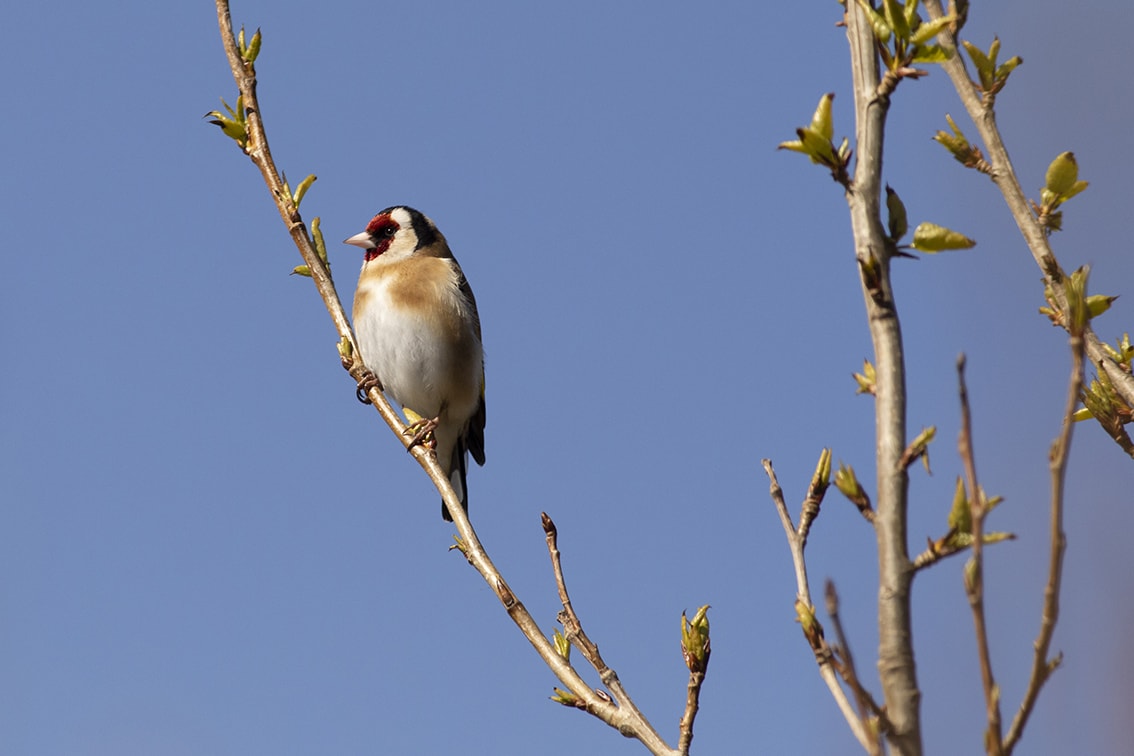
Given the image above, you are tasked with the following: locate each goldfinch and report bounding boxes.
[345,206,486,521]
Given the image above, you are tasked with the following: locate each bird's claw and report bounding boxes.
[355,370,383,404]
[404,416,440,451]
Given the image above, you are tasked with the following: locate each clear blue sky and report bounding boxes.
[3,2,1132,754]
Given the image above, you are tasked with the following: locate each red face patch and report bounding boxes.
[363,214,400,260]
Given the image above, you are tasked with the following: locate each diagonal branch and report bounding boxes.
[826,581,886,756]
[213,3,676,754]
[922,0,1134,416]
[763,458,875,752]
[541,515,671,750]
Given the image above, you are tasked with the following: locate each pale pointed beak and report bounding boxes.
[343,231,374,249]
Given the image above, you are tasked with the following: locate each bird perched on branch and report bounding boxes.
[345,206,486,521]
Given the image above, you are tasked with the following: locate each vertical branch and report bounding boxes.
[956,358,1003,753]
[844,4,921,752]
[1003,326,1082,753]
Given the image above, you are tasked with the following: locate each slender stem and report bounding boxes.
[956,357,1003,754]
[844,4,920,752]
[826,581,885,756]
[541,515,671,752]
[676,666,706,756]
[1003,332,1081,753]
[763,460,874,752]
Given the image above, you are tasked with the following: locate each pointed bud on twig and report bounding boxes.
[853,359,877,395]
[900,426,937,473]
[681,605,712,673]
[311,217,328,265]
[553,628,571,661]
[835,463,874,522]
[550,688,581,707]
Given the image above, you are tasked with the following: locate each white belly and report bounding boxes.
[353,277,482,425]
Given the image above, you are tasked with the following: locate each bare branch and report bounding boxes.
[1003,324,1083,753]
[956,356,1004,754]
[826,581,885,756]
[540,514,672,752]
[763,459,875,752]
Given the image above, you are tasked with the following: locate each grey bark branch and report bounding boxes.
[844,4,921,753]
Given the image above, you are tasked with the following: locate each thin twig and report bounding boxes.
[956,356,1003,754]
[826,581,885,756]
[213,4,675,753]
[763,459,874,752]
[1003,330,1082,753]
[676,605,711,756]
[541,514,669,749]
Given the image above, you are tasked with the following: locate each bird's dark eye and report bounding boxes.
[383,225,397,237]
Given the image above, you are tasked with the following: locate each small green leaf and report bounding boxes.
[906,425,937,473]
[811,448,833,494]
[883,0,909,43]
[853,358,877,395]
[910,222,976,252]
[553,628,571,660]
[885,185,909,241]
[910,14,955,46]
[995,56,1022,82]
[962,40,992,89]
[856,0,892,43]
[911,44,951,63]
[811,92,835,142]
[796,126,837,166]
[1086,294,1118,319]
[947,477,971,533]
[242,27,262,62]
[988,37,1002,68]
[933,114,981,167]
[550,688,578,706]
[293,174,317,209]
[1063,180,1089,202]
[311,216,328,264]
[1065,266,1091,335]
[205,95,248,146]
[1045,152,1080,197]
[903,0,919,29]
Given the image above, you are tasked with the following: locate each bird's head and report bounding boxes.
[344,206,443,263]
